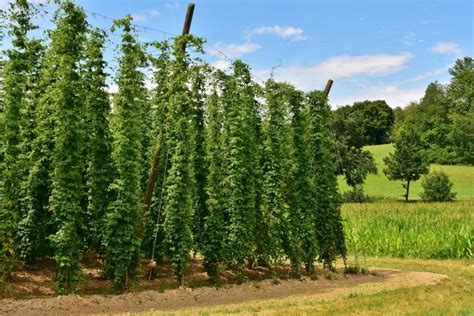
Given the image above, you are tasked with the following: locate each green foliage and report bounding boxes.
[161,35,204,285]
[202,89,226,281]
[343,202,472,259]
[46,0,88,293]
[335,100,394,145]
[396,58,473,165]
[448,57,473,115]
[285,84,309,276]
[0,1,351,290]
[383,125,430,201]
[331,104,378,188]
[420,171,456,202]
[221,60,260,267]
[341,186,370,203]
[190,64,208,254]
[0,0,40,280]
[82,28,113,252]
[447,109,474,165]
[142,40,171,261]
[307,91,346,269]
[259,80,295,266]
[104,16,147,292]
[339,144,474,200]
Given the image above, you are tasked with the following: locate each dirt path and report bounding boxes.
[0,268,446,315]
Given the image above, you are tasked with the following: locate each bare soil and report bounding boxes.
[0,258,447,315]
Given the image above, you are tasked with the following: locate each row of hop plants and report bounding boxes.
[0,0,346,293]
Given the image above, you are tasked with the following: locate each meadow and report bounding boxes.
[339,144,473,261]
[338,144,474,200]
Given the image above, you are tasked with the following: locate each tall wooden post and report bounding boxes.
[143,3,196,217]
[324,79,333,97]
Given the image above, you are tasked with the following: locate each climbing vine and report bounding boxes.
[104,16,147,292]
[307,91,347,270]
[47,0,88,293]
[1,0,40,280]
[259,80,293,265]
[82,28,113,252]
[162,35,204,285]
[1,0,347,293]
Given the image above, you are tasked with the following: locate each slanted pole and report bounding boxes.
[324,79,333,97]
[143,3,196,218]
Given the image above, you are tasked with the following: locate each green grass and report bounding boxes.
[342,201,473,260]
[143,258,473,315]
[338,144,474,200]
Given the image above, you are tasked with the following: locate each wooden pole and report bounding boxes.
[143,3,196,217]
[324,79,333,97]
[182,4,195,36]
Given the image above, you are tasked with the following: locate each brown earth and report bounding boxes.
[0,258,447,315]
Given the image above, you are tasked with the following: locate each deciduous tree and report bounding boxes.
[383,125,430,201]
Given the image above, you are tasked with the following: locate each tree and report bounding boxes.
[383,125,429,201]
[349,100,394,145]
[447,108,474,165]
[104,16,147,292]
[82,28,113,252]
[391,102,417,138]
[448,57,473,115]
[447,57,473,165]
[331,106,377,189]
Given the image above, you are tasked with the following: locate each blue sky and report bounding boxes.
[1,0,473,108]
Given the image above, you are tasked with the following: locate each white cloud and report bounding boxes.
[209,42,261,58]
[330,84,425,108]
[430,42,463,56]
[258,52,413,91]
[316,52,413,78]
[131,9,160,22]
[401,32,416,46]
[166,2,180,9]
[247,25,305,40]
[149,9,160,17]
[253,52,418,108]
[131,13,147,22]
[399,65,449,84]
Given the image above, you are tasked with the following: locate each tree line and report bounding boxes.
[0,0,346,293]
[331,58,472,200]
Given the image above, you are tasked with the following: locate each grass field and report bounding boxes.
[338,144,474,200]
[342,201,473,260]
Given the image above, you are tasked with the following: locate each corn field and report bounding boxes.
[343,202,473,260]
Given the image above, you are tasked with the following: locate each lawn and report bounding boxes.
[338,144,474,200]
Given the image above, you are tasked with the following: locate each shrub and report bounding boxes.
[341,186,370,203]
[420,171,456,202]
